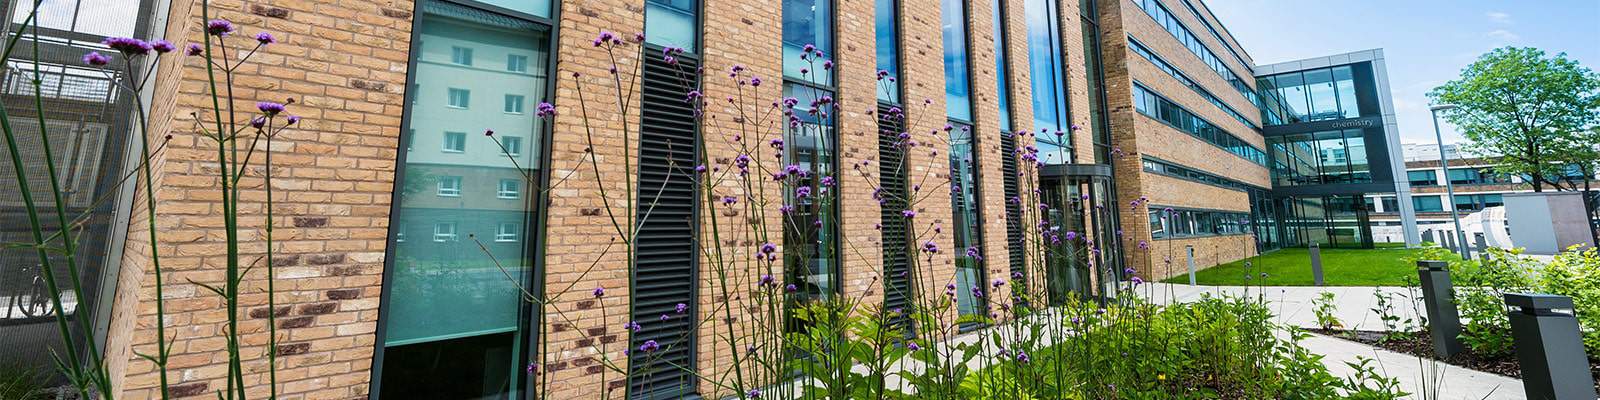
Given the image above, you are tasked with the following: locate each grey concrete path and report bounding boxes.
[1138,282,1426,331]
[1138,282,1526,400]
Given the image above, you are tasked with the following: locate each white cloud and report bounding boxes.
[1486,11,1513,25]
[1486,29,1520,42]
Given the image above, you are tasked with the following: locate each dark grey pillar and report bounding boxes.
[1309,242,1324,286]
[1505,293,1598,400]
[1186,245,1196,285]
[1417,261,1463,359]
[1423,230,1435,244]
[1474,233,1489,264]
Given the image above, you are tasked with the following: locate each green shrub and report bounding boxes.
[0,364,51,400]
[1313,291,1343,330]
[1537,245,1600,355]
[1448,247,1535,357]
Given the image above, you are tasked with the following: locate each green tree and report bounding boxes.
[1429,47,1600,192]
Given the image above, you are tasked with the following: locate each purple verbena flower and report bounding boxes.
[82,52,111,66]
[254,32,276,45]
[257,101,285,116]
[639,340,659,352]
[103,37,151,55]
[206,19,235,36]
[675,303,688,313]
[186,43,202,56]
[592,287,606,298]
[624,321,641,332]
[150,40,176,53]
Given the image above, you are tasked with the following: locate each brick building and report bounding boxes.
[0,0,1413,398]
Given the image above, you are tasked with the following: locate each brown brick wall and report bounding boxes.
[107,0,412,398]
[101,0,1158,398]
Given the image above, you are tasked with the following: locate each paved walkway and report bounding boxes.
[1139,283,1526,399]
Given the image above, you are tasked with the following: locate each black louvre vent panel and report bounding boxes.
[1002,133,1024,279]
[877,103,913,337]
[628,46,699,400]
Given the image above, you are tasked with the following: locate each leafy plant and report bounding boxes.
[1339,356,1407,399]
[1536,245,1600,354]
[1313,291,1343,330]
[1450,247,1534,357]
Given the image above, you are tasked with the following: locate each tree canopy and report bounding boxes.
[1429,47,1600,191]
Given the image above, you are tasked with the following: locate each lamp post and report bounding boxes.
[1429,104,1470,260]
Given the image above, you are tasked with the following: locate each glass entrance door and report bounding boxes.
[1039,173,1120,304]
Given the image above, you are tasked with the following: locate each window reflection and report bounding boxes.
[876,0,900,103]
[1258,65,1363,125]
[948,122,984,320]
[1266,128,1372,186]
[380,2,549,397]
[645,0,698,51]
[1026,0,1071,162]
[783,83,838,301]
[783,0,833,83]
[943,0,973,120]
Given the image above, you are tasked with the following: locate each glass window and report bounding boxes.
[1026,0,1069,161]
[1332,66,1359,118]
[380,3,550,397]
[1275,73,1309,123]
[783,0,833,84]
[783,83,837,301]
[504,94,525,114]
[436,176,462,197]
[948,122,984,319]
[497,179,520,199]
[1149,209,1166,238]
[506,54,528,73]
[432,222,458,242]
[991,0,1009,130]
[447,88,470,108]
[876,0,900,103]
[1413,195,1443,212]
[942,0,973,120]
[442,131,466,152]
[495,223,519,242]
[1482,194,1503,207]
[478,0,552,17]
[1408,170,1437,186]
[1448,167,1483,185]
[646,0,698,51]
[1381,197,1398,212]
[451,46,473,65]
[1343,129,1369,181]
[500,136,522,156]
[1303,68,1338,121]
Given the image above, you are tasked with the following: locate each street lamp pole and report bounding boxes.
[1430,104,1470,260]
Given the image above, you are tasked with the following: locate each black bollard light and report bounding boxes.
[1416,261,1463,359]
[1504,293,1597,400]
[1309,242,1324,286]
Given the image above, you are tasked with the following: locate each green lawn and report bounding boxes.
[1162,243,1431,286]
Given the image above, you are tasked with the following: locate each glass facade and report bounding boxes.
[645,0,697,51]
[783,0,833,83]
[1025,0,1071,163]
[942,0,973,120]
[379,0,551,397]
[1142,157,1263,192]
[991,0,1011,131]
[1454,194,1504,212]
[1447,167,1511,185]
[1257,65,1360,125]
[1131,83,1268,166]
[1413,195,1443,212]
[1267,129,1371,186]
[948,122,985,321]
[876,0,900,103]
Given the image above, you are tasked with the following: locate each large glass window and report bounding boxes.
[645,0,697,51]
[783,83,838,301]
[1080,0,1109,162]
[1025,0,1070,163]
[948,122,984,321]
[1264,128,1374,185]
[942,0,973,120]
[1258,65,1362,125]
[379,1,551,397]
[1131,0,1256,108]
[783,0,833,83]
[991,0,1010,130]
[876,0,900,103]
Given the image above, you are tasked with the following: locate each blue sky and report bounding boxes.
[1204,0,1600,146]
